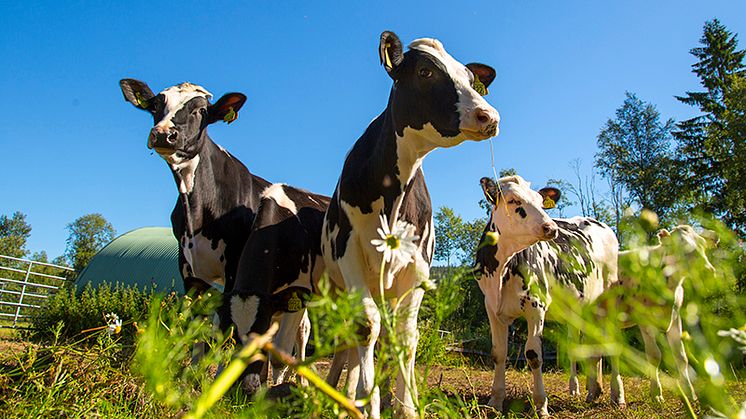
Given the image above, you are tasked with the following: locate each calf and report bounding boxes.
[599,225,716,405]
[475,176,618,417]
[321,31,500,418]
[119,80,268,346]
[228,183,330,390]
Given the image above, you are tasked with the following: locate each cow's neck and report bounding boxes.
[167,133,253,235]
[371,108,435,226]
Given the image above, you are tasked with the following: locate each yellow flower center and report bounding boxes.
[385,235,400,250]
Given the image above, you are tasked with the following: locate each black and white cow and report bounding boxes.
[321,32,500,418]
[228,183,330,390]
[119,79,268,334]
[475,176,619,418]
[598,225,716,406]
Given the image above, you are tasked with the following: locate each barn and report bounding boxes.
[76,227,184,293]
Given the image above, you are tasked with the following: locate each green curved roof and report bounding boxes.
[77,227,184,293]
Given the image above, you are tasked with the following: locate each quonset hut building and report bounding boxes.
[76,227,184,293]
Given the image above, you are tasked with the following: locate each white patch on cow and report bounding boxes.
[171,154,200,194]
[261,183,298,214]
[156,82,212,131]
[181,233,227,287]
[409,39,499,137]
[231,295,260,340]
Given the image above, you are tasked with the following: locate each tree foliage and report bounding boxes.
[0,211,32,258]
[674,19,746,236]
[595,92,681,224]
[64,213,116,271]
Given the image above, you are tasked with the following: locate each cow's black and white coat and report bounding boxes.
[228,183,330,389]
[119,80,273,362]
[475,176,618,418]
[321,32,500,418]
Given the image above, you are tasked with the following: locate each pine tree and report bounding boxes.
[674,19,746,235]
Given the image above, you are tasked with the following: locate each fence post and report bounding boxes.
[13,261,34,327]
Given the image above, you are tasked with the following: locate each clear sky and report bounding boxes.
[1,1,745,260]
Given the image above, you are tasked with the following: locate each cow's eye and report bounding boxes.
[507,199,520,205]
[418,68,432,78]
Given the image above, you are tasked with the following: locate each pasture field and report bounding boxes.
[0,335,743,418]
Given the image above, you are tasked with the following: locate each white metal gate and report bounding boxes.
[0,255,75,328]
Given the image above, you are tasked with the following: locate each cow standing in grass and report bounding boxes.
[475,176,619,417]
[599,225,716,405]
[321,31,500,418]
[119,80,272,358]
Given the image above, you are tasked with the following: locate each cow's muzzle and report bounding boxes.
[148,127,178,154]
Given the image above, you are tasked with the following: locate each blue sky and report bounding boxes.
[1,1,745,260]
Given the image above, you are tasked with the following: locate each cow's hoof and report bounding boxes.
[569,377,580,396]
[586,389,602,403]
[486,396,503,411]
[241,373,261,395]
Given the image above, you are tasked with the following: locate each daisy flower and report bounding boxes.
[370,214,420,265]
[105,312,122,335]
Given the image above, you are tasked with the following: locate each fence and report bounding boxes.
[0,255,76,328]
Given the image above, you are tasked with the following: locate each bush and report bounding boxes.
[31,282,169,341]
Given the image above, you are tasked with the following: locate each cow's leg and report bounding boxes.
[568,326,580,397]
[295,310,310,387]
[228,293,275,394]
[666,309,696,401]
[184,275,213,365]
[585,354,603,402]
[271,310,306,385]
[640,326,664,403]
[610,354,626,407]
[525,308,549,418]
[355,291,381,418]
[393,287,425,419]
[345,348,361,399]
[486,308,509,411]
[326,347,347,388]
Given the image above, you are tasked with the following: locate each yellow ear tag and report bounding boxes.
[287,292,302,312]
[384,43,393,69]
[135,92,148,108]
[473,75,488,96]
[543,196,556,209]
[223,106,237,124]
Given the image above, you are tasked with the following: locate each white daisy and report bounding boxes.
[105,312,122,335]
[370,214,420,265]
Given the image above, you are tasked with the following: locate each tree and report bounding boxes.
[0,211,32,258]
[434,207,464,269]
[64,214,116,271]
[674,19,746,236]
[457,218,487,266]
[595,92,680,223]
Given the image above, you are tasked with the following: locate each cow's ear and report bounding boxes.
[480,177,498,206]
[656,228,671,243]
[379,31,403,79]
[207,93,247,125]
[538,187,561,209]
[466,63,496,95]
[120,79,155,111]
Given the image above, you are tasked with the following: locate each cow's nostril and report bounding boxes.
[477,112,489,124]
[167,131,178,143]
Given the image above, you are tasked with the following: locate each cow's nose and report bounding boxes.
[475,107,500,136]
[542,222,558,239]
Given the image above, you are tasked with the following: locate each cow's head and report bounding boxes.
[481,176,559,250]
[119,79,246,164]
[657,225,716,274]
[380,31,500,149]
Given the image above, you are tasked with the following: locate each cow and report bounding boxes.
[228,183,330,391]
[598,225,716,405]
[321,31,500,418]
[475,176,619,418]
[119,79,269,356]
